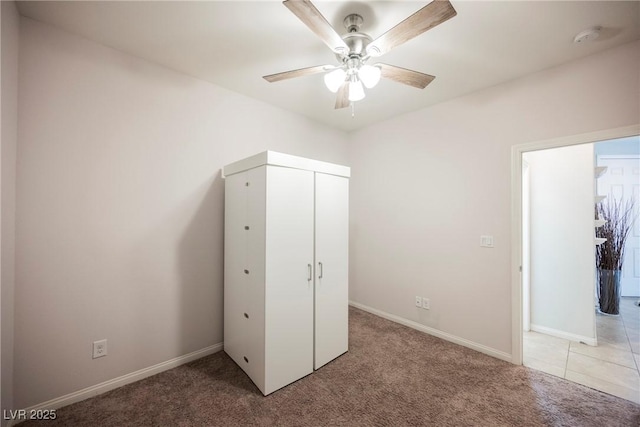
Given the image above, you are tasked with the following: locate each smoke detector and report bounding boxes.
[574,27,602,43]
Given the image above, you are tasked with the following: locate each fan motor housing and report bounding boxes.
[337,32,372,60]
[335,13,372,61]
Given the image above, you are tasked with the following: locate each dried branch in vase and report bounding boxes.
[595,198,636,271]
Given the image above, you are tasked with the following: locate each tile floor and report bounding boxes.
[524,297,640,404]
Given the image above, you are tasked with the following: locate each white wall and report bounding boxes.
[348,40,639,356]
[1,0,20,421]
[15,18,349,408]
[9,10,640,410]
[524,145,595,342]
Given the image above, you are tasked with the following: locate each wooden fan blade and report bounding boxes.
[367,0,457,57]
[263,65,333,83]
[377,63,435,89]
[335,82,350,109]
[284,0,349,55]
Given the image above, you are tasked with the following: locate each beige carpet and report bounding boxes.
[23,307,640,426]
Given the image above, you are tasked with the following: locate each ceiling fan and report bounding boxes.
[263,0,457,109]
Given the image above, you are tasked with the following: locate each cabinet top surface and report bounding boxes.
[223,151,350,178]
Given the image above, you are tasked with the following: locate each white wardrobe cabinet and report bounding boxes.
[223,151,349,395]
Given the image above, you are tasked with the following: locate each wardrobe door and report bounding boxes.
[223,171,249,369]
[264,166,315,394]
[314,173,349,369]
[244,166,267,392]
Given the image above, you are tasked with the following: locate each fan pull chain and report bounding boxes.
[351,102,355,118]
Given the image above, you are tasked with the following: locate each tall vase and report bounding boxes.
[598,269,621,315]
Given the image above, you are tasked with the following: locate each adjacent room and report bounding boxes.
[1,1,639,425]
[521,137,640,402]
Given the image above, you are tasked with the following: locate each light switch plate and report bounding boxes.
[480,235,494,248]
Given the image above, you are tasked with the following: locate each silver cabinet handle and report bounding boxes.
[308,264,312,281]
[318,262,323,279]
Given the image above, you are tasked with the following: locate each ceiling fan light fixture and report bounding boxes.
[358,65,381,89]
[348,79,365,102]
[324,68,346,93]
[267,0,458,110]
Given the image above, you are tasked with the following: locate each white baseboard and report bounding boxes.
[349,301,512,363]
[530,324,597,346]
[11,342,223,425]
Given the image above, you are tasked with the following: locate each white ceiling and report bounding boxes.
[16,1,640,132]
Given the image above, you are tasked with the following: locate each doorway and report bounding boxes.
[511,125,640,403]
[522,144,596,346]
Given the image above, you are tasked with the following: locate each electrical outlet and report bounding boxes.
[93,339,107,359]
[415,296,422,307]
[422,298,430,310]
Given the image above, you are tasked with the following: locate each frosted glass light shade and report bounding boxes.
[358,65,381,89]
[348,80,365,101]
[324,69,346,93]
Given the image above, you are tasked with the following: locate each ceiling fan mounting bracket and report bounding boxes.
[343,14,363,33]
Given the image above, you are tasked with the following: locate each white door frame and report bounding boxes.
[510,124,640,365]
